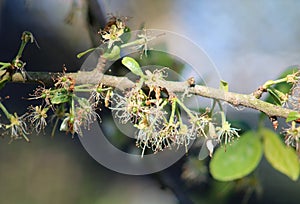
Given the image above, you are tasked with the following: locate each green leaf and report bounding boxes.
[122,57,145,77]
[220,80,229,91]
[261,128,299,181]
[210,131,263,181]
[102,45,121,60]
[267,87,285,105]
[286,111,300,122]
[51,92,70,104]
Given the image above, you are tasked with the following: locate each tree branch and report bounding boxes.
[11,71,295,119]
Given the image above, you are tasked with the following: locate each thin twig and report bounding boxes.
[10,71,297,119]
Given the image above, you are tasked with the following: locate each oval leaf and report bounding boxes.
[261,128,299,181]
[210,131,263,181]
[122,57,144,77]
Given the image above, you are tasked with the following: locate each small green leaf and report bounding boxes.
[210,131,263,181]
[102,45,120,60]
[51,92,70,104]
[286,111,300,122]
[261,128,299,181]
[267,87,284,105]
[122,57,145,77]
[220,80,229,91]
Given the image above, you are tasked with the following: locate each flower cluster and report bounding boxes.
[25,73,102,138]
[110,66,240,157]
[0,18,162,142]
[0,26,242,158]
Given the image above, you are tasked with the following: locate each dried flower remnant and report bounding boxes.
[54,73,76,93]
[135,29,165,58]
[29,85,52,104]
[76,98,100,129]
[99,16,128,48]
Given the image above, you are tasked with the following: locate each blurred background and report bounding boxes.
[1,0,300,203]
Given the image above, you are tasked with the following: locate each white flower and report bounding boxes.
[284,121,300,152]
[110,93,132,124]
[101,24,124,48]
[188,112,210,138]
[27,105,49,133]
[60,115,82,137]
[216,112,240,146]
[5,113,29,142]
